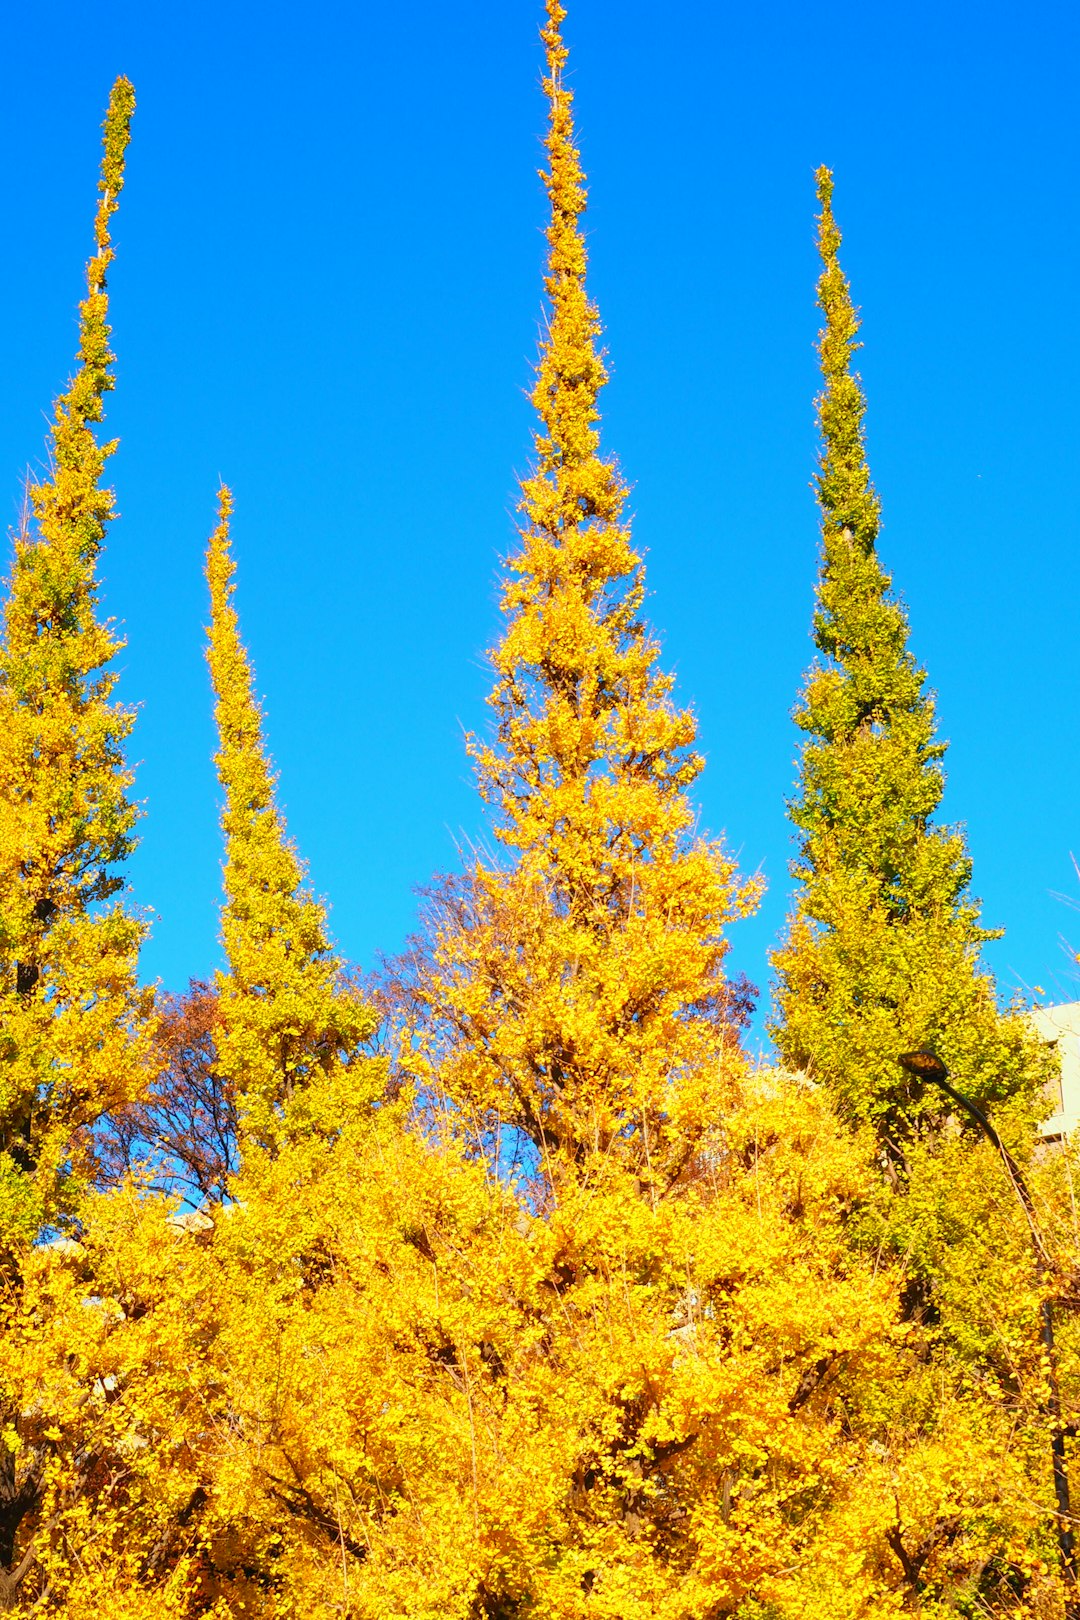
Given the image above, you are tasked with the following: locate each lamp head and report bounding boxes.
[898,1049,949,1083]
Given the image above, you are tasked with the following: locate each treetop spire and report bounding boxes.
[525,0,624,539]
[205,489,375,1154]
[398,0,759,1186]
[813,163,882,552]
[770,168,1048,1139]
[0,75,147,1240]
[93,78,135,263]
[44,76,135,482]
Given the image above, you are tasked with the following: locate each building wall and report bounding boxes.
[1030,1002,1080,1140]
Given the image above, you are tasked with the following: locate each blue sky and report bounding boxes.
[2,0,1078,1045]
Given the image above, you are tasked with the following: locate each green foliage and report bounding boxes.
[770,167,1052,1144]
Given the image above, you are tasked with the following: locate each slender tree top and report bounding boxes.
[794,167,950,876]
[206,486,335,993]
[408,2,758,1187]
[22,77,135,584]
[206,487,303,901]
[766,170,1045,1140]
[0,72,139,907]
[205,490,373,1147]
[0,79,147,1236]
[813,165,882,554]
[523,0,624,539]
[1,76,139,905]
[478,0,707,838]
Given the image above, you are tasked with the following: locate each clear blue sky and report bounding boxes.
[2,0,1078,1044]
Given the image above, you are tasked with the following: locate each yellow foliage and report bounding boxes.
[205,489,377,1153]
[54,1063,1075,1618]
[0,76,151,1245]
[401,0,760,1194]
[0,13,1076,1620]
[0,1068,903,1616]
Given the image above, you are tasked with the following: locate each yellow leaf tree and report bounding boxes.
[0,77,151,1246]
[0,489,398,1611]
[0,77,158,1611]
[401,0,760,1197]
[205,488,376,1154]
[360,10,921,1616]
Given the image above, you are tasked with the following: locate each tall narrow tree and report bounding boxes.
[0,78,151,1612]
[0,78,151,1241]
[205,489,374,1154]
[401,0,759,1193]
[771,168,1047,1144]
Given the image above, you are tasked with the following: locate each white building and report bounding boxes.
[1030,1001,1080,1141]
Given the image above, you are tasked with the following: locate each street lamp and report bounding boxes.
[898,1049,1077,1617]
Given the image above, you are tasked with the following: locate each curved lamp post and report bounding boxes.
[898,1048,1077,1618]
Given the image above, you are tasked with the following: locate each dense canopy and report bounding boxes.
[0,6,1073,1617]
